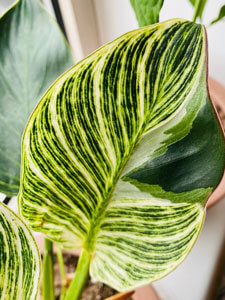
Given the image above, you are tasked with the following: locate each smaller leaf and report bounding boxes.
[189,0,195,5]
[0,203,40,299]
[199,0,207,19]
[130,0,164,26]
[211,5,225,25]
[189,0,207,21]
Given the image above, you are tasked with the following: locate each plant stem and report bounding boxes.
[56,247,67,300]
[64,249,91,300]
[42,239,55,300]
[192,0,202,22]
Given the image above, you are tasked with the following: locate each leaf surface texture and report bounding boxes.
[19,19,225,291]
[0,203,40,300]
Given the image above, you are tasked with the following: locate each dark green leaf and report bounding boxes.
[130,0,164,26]
[211,5,225,24]
[0,0,74,195]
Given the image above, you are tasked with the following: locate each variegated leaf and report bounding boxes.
[18,19,225,291]
[0,203,40,299]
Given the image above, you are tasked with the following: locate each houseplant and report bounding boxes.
[0,0,225,300]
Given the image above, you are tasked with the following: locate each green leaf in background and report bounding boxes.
[0,0,74,196]
[189,0,207,21]
[211,5,225,25]
[130,0,164,26]
[0,203,40,299]
[18,19,225,291]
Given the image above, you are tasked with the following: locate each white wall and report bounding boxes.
[93,0,225,85]
[0,0,14,14]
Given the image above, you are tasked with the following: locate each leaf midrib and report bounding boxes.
[83,61,204,254]
[84,109,158,253]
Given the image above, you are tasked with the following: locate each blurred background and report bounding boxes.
[1,0,225,84]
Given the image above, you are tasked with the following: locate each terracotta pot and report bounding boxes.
[105,291,134,300]
[105,284,161,300]
[132,285,160,300]
[207,78,225,208]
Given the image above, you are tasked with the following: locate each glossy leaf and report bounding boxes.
[0,203,40,299]
[130,0,164,26]
[18,19,225,291]
[211,5,225,25]
[0,0,74,195]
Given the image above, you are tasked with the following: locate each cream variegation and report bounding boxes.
[18,19,225,291]
[0,203,40,300]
